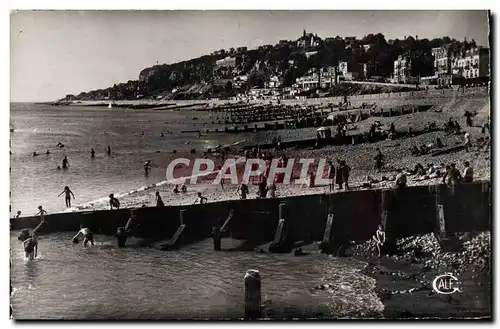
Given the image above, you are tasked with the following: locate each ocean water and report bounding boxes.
[10,103,251,215]
[9,231,382,320]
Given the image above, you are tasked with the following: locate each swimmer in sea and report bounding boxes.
[58,186,75,208]
[36,205,47,223]
[72,225,94,247]
[46,150,50,155]
[22,233,38,260]
[107,146,111,157]
[90,148,95,158]
[57,166,61,170]
[62,156,69,169]
[109,194,120,210]
[144,160,151,176]
[32,152,38,157]
[161,133,164,137]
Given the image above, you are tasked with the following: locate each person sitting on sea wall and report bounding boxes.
[109,194,120,210]
[36,205,47,222]
[463,161,474,183]
[193,192,207,205]
[72,225,94,247]
[15,210,21,218]
[155,191,165,207]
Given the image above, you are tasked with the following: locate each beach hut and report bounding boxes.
[316,127,332,139]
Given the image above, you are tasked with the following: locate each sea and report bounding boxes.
[10,103,259,215]
[10,231,383,320]
[10,103,383,320]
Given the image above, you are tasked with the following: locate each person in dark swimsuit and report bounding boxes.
[91,148,95,158]
[109,194,120,210]
[155,191,165,207]
[62,156,69,169]
[107,146,111,157]
[58,186,75,207]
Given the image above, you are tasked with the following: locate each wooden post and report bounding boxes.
[213,227,221,251]
[180,209,187,226]
[244,269,261,320]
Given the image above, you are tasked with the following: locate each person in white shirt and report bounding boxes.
[463,161,474,183]
[464,132,471,151]
[72,225,94,246]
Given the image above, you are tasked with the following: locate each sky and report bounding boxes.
[10,10,489,102]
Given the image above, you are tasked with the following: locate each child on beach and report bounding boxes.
[109,194,120,210]
[155,191,165,207]
[58,186,75,208]
[193,192,207,205]
[36,206,47,222]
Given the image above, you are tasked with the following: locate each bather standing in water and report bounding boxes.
[107,146,112,156]
[62,156,69,169]
[72,225,94,247]
[58,186,75,207]
[22,233,38,260]
[144,160,151,176]
[90,148,95,158]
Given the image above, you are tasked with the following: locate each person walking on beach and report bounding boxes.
[237,183,249,200]
[22,233,38,260]
[72,225,94,247]
[36,206,47,223]
[62,156,70,169]
[107,146,112,157]
[374,148,384,172]
[193,192,207,205]
[155,191,165,207]
[58,186,75,208]
[90,148,95,158]
[109,194,120,210]
[328,160,336,192]
[442,163,462,186]
[339,160,351,190]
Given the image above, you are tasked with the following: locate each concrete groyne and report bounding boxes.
[11,181,491,250]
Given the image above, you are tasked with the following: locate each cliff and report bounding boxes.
[63,34,479,102]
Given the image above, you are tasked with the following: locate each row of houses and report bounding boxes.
[394,45,490,85]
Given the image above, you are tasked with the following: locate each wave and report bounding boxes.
[66,155,247,212]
